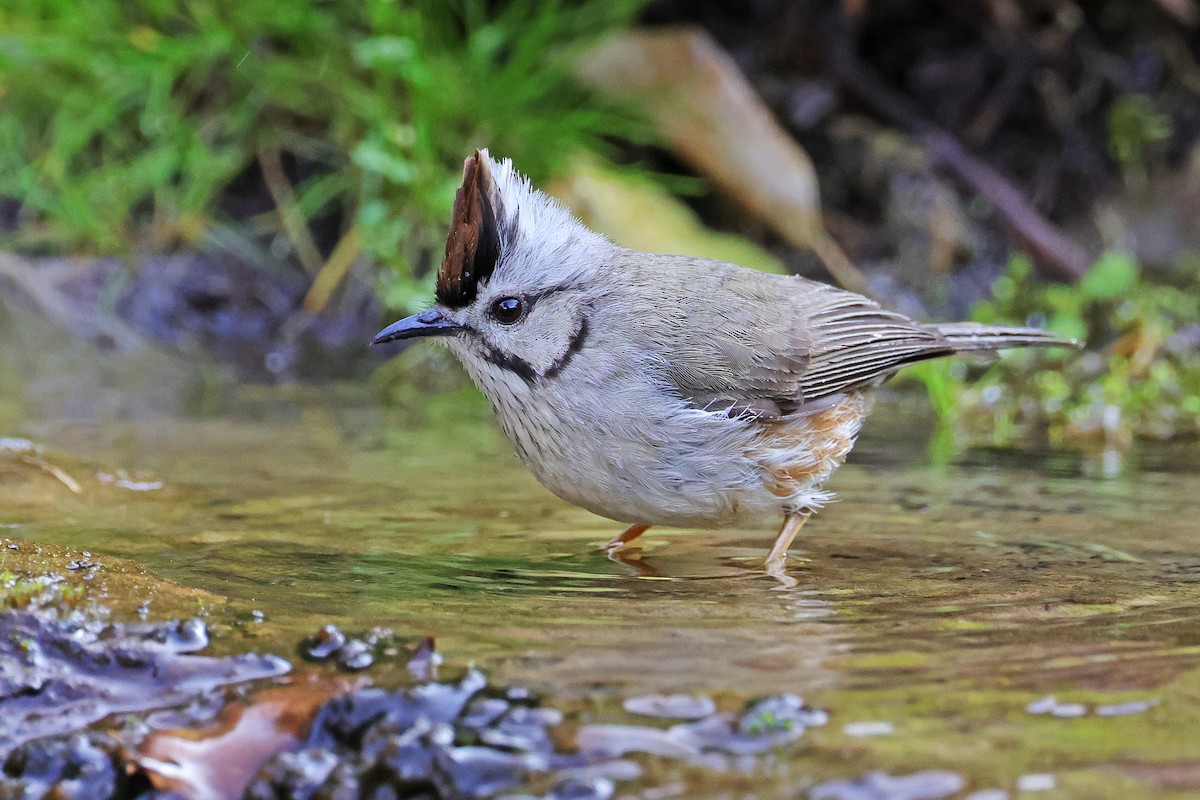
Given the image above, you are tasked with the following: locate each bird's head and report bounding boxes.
[372,150,614,383]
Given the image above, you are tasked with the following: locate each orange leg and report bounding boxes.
[603,523,651,554]
[764,510,812,586]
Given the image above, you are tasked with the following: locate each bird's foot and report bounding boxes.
[602,523,651,555]
[606,545,663,578]
[603,541,635,560]
[764,555,800,589]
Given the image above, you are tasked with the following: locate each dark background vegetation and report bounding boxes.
[1,0,1197,445]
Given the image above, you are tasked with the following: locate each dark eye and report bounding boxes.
[490,296,524,324]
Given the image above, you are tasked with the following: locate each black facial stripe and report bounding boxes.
[480,343,538,383]
[542,318,589,379]
[468,315,588,385]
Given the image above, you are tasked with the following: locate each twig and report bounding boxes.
[1152,0,1198,26]
[964,48,1035,146]
[810,234,869,295]
[302,225,362,313]
[825,16,1090,282]
[21,455,82,495]
[258,147,324,276]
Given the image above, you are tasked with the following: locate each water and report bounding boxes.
[3,316,1200,797]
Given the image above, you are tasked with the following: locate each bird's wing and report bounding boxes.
[627,255,952,415]
[788,280,954,402]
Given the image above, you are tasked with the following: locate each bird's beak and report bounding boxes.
[370,309,463,345]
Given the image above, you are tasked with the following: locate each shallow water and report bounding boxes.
[4,325,1200,798]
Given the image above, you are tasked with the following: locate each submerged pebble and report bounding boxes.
[809,770,965,800]
[578,692,828,767]
[545,776,616,800]
[1015,774,1056,792]
[1,734,119,800]
[407,635,443,681]
[738,693,829,737]
[1095,699,1157,716]
[842,721,895,737]
[302,623,430,673]
[338,638,375,671]
[1027,695,1156,718]
[303,623,348,660]
[622,693,716,720]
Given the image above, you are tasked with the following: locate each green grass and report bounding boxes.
[0,0,646,311]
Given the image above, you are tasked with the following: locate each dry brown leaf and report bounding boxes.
[577,28,867,292]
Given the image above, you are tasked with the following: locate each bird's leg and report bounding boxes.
[603,523,651,554]
[764,510,812,586]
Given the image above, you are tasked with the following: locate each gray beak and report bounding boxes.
[370,309,463,345]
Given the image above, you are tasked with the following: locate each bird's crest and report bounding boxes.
[437,150,503,308]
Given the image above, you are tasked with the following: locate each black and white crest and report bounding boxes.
[436,150,503,308]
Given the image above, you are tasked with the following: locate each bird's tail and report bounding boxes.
[929,322,1079,353]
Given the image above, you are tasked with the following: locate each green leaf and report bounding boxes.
[1080,251,1138,301]
[1046,311,1088,343]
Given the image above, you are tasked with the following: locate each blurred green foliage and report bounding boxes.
[947,253,1200,449]
[0,0,645,311]
[1107,94,1173,189]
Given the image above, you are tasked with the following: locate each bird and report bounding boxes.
[372,149,1075,583]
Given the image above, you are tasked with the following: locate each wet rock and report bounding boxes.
[578,693,827,766]
[96,470,164,492]
[479,707,563,753]
[338,639,375,671]
[460,697,510,730]
[369,718,439,786]
[545,776,616,800]
[407,636,443,681]
[1096,699,1157,716]
[1026,695,1157,718]
[409,669,489,725]
[0,610,289,759]
[964,790,1009,800]
[738,694,829,737]
[2,619,839,800]
[1,734,120,800]
[575,724,700,762]
[308,688,398,750]
[160,617,211,651]
[622,693,716,720]
[550,760,642,786]
[303,625,425,673]
[809,770,966,800]
[1015,774,1056,792]
[433,746,551,798]
[304,624,349,661]
[1026,695,1079,717]
[244,747,339,800]
[251,654,708,800]
[842,721,895,737]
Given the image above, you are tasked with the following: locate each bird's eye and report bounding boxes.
[490,296,524,324]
